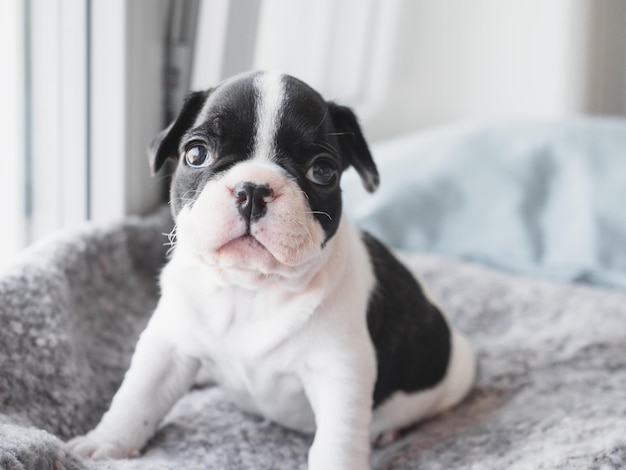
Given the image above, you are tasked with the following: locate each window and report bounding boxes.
[1,0,171,270]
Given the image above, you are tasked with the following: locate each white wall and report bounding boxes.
[362,0,596,140]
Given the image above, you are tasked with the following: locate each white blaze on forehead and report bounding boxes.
[253,72,285,162]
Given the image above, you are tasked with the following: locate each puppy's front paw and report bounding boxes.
[308,442,371,470]
[67,431,139,460]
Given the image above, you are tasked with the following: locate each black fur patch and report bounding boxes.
[274,76,344,238]
[362,232,452,407]
[169,75,260,215]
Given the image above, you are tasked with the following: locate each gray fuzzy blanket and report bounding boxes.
[1,210,625,469]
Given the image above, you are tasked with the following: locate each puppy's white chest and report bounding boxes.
[180,284,318,432]
[207,352,315,432]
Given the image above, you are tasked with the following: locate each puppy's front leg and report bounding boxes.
[302,344,376,470]
[68,310,200,459]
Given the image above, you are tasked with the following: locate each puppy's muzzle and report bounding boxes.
[233,182,274,223]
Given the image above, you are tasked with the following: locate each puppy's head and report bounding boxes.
[149,71,378,283]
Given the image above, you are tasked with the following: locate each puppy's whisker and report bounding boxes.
[315,141,339,156]
[313,107,330,132]
[162,224,179,257]
[327,131,355,137]
[169,197,196,204]
[154,172,175,184]
[286,174,301,187]
[308,211,332,221]
[180,189,202,199]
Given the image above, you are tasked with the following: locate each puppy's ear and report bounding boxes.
[148,90,209,174]
[327,102,380,192]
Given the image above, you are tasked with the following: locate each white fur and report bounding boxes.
[252,71,284,162]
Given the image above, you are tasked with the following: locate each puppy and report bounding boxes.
[69,71,476,469]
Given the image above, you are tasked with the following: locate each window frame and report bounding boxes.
[88,0,170,223]
[26,0,89,242]
[0,0,25,267]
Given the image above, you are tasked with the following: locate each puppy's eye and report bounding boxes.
[306,159,338,186]
[184,144,214,168]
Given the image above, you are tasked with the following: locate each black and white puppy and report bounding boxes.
[69,71,476,469]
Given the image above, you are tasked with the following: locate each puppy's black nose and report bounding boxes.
[233,182,273,223]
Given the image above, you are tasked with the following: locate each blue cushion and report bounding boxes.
[342,118,626,288]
